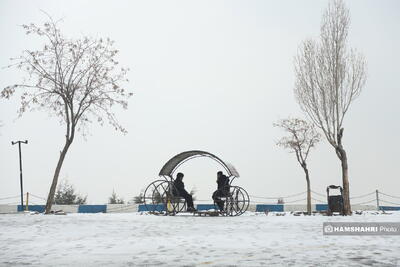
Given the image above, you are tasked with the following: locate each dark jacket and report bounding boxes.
[173,178,186,195]
[217,174,229,190]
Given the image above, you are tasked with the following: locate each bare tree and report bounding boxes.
[274,118,321,215]
[294,0,366,215]
[1,17,132,214]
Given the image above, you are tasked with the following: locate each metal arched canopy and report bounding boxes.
[159,150,240,178]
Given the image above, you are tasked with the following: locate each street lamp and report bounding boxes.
[11,140,28,211]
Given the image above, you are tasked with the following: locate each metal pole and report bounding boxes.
[26,192,29,211]
[376,189,380,211]
[11,140,28,211]
[18,142,23,210]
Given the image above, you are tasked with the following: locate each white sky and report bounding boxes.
[0,0,399,204]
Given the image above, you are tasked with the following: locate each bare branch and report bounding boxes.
[1,18,132,138]
[1,16,134,214]
[274,118,321,167]
[294,0,366,149]
[293,0,367,215]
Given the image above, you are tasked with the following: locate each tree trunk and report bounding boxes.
[337,146,351,215]
[335,128,351,215]
[335,146,351,215]
[44,140,72,214]
[304,167,311,215]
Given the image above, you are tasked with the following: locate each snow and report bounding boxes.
[0,212,399,266]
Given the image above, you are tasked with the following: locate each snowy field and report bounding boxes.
[1,212,399,266]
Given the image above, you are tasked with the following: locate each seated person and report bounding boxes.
[173,172,196,212]
[212,171,230,211]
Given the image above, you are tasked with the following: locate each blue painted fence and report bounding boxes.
[380,206,400,211]
[197,204,218,211]
[255,204,284,212]
[78,205,107,213]
[138,204,165,212]
[13,204,400,213]
[315,204,329,211]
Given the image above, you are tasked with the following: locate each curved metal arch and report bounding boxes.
[159,150,240,178]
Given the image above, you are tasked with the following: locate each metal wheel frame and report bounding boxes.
[143,180,186,215]
[217,186,250,216]
[143,150,250,216]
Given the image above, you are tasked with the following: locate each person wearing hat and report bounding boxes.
[173,172,196,212]
[212,171,230,211]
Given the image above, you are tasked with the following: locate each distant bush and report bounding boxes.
[108,190,125,204]
[54,180,87,205]
[133,192,144,204]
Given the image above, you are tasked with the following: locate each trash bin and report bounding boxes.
[326,185,344,215]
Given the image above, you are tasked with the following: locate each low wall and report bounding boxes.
[284,204,316,212]
[380,206,400,211]
[256,204,284,212]
[52,205,79,213]
[0,205,18,214]
[78,205,107,213]
[106,204,139,213]
[351,204,377,211]
[248,204,257,212]
[0,203,396,214]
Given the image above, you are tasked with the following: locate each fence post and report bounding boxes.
[25,192,29,211]
[375,189,380,211]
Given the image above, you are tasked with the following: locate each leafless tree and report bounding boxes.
[294,0,366,215]
[274,118,321,215]
[1,17,132,214]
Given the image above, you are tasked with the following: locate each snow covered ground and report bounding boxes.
[0,211,399,266]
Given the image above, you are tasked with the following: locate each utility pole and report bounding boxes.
[376,189,380,211]
[11,140,28,211]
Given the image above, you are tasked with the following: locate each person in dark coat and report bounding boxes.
[173,172,196,212]
[212,171,230,211]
